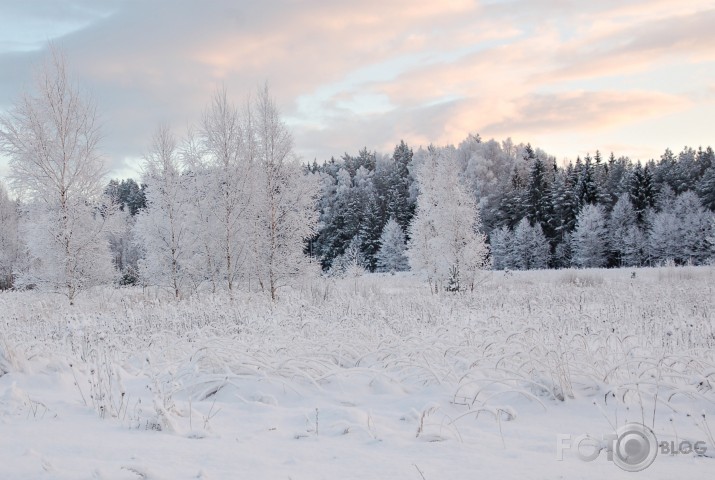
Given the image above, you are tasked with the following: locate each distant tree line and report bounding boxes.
[1,49,714,299]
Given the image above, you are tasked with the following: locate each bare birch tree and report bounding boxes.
[0,47,115,304]
[251,86,319,300]
[134,124,199,298]
[200,88,253,293]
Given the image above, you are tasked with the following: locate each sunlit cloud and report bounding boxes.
[0,0,713,179]
[481,91,689,136]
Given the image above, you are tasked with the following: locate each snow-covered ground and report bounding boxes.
[1,266,714,479]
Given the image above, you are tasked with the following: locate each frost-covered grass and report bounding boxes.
[1,266,714,478]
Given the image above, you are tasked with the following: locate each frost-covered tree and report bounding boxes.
[199,88,254,293]
[0,48,115,303]
[649,191,714,265]
[107,209,141,285]
[133,125,200,298]
[105,179,145,284]
[0,181,21,289]
[620,226,648,267]
[574,156,600,208]
[180,130,222,291]
[386,140,415,231]
[512,218,550,270]
[672,192,713,265]
[699,163,715,211]
[571,204,608,268]
[249,86,319,300]
[376,217,408,272]
[408,147,490,292]
[106,178,146,216]
[524,157,551,236]
[497,167,527,229]
[602,154,631,209]
[648,210,679,265]
[707,216,715,261]
[359,192,383,271]
[549,167,578,249]
[629,163,655,223]
[608,194,638,266]
[553,231,572,268]
[330,235,367,277]
[489,226,513,270]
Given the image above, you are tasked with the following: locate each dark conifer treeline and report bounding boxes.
[304,136,715,272]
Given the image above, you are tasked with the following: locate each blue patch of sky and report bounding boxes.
[0,4,115,54]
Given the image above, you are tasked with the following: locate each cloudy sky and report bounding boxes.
[1,0,714,179]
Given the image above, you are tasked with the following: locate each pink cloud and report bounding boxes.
[0,0,713,178]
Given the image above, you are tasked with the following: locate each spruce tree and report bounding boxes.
[524,157,552,237]
[575,156,599,207]
[549,166,578,243]
[698,164,715,211]
[387,140,415,231]
[629,163,656,223]
[498,167,526,229]
[359,194,384,271]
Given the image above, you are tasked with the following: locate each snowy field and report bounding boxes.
[1,266,714,479]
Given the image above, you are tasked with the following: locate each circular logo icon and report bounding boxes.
[613,423,658,472]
